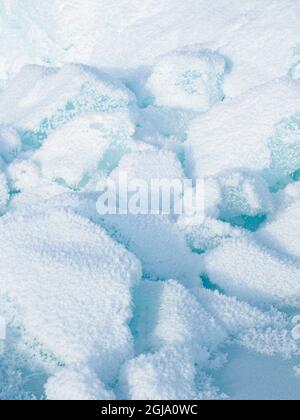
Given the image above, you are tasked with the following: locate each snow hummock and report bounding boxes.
[0,208,141,384]
[1,0,300,401]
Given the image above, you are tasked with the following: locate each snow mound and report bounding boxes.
[198,289,298,357]
[218,0,300,97]
[120,347,202,400]
[132,280,225,357]
[204,237,300,307]
[258,199,300,261]
[186,79,300,188]
[101,213,201,286]
[178,217,241,254]
[100,150,201,285]
[216,172,273,221]
[33,111,134,190]
[0,64,134,148]
[0,208,141,383]
[45,366,115,401]
[2,0,300,401]
[146,49,226,112]
[112,149,184,183]
[0,126,21,163]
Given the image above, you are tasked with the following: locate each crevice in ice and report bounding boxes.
[201,274,224,294]
[219,213,267,233]
[263,114,300,192]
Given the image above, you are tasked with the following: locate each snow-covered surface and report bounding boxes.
[1,0,300,401]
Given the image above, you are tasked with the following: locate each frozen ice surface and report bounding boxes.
[204,237,300,307]
[120,346,203,400]
[0,1,265,83]
[132,280,225,356]
[215,347,300,401]
[45,366,115,401]
[33,111,135,189]
[258,199,300,261]
[1,0,300,401]
[0,126,21,162]
[101,213,201,286]
[0,64,134,147]
[0,208,141,384]
[100,150,201,285]
[187,79,300,187]
[216,172,273,221]
[0,172,9,214]
[197,289,299,358]
[146,49,226,112]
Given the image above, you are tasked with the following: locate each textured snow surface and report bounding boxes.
[1,0,300,401]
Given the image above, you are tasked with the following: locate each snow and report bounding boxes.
[146,49,226,112]
[258,199,300,261]
[204,237,300,307]
[120,347,202,400]
[0,208,141,384]
[100,213,201,286]
[132,280,225,356]
[45,366,115,401]
[0,64,134,147]
[1,0,300,401]
[0,172,9,214]
[0,126,21,162]
[33,111,134,190]
[187,79,300,188]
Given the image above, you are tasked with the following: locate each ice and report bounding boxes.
[2,0,300,401]
[111,149,184,183]
[186,79,300,188]
[178,217,242,254]
[33,112,135,190]
[123,280,228,400]
[215,348,300,401]
[45,366,115,401]
[198,289,299,357]
[0,126,21,163]
[0,208,141,385]
[265,114,300,189]
[132,280,225,356]
[258,199,300,261]
[7,158,42,193]
[0,1,263,83]
[101,213,201,286]
[0,64,134,147]
[0,172,9,214]
[100,149,201,285]
[120,347,203,400]
[204,237,300,307]
[146,49,226,112]
[218,1,300,97]
[216,172,273,221]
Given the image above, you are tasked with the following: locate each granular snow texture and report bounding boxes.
[1,0,300,401]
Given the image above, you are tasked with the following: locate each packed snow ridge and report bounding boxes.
[1,0,300,401]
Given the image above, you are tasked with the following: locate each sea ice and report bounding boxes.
[0,172,9,214]
[146,49,226,112]
[1,0,300,401]
[0,64,134,148]
[186,79,300,188]
[45,366,115,401]
[204,237,300,307]
[120,346,203,400]
[33,111,135,190]
[258,199,300,261]
[0,125,21,162]
[132,280,225,357]
[0,208,141,384]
